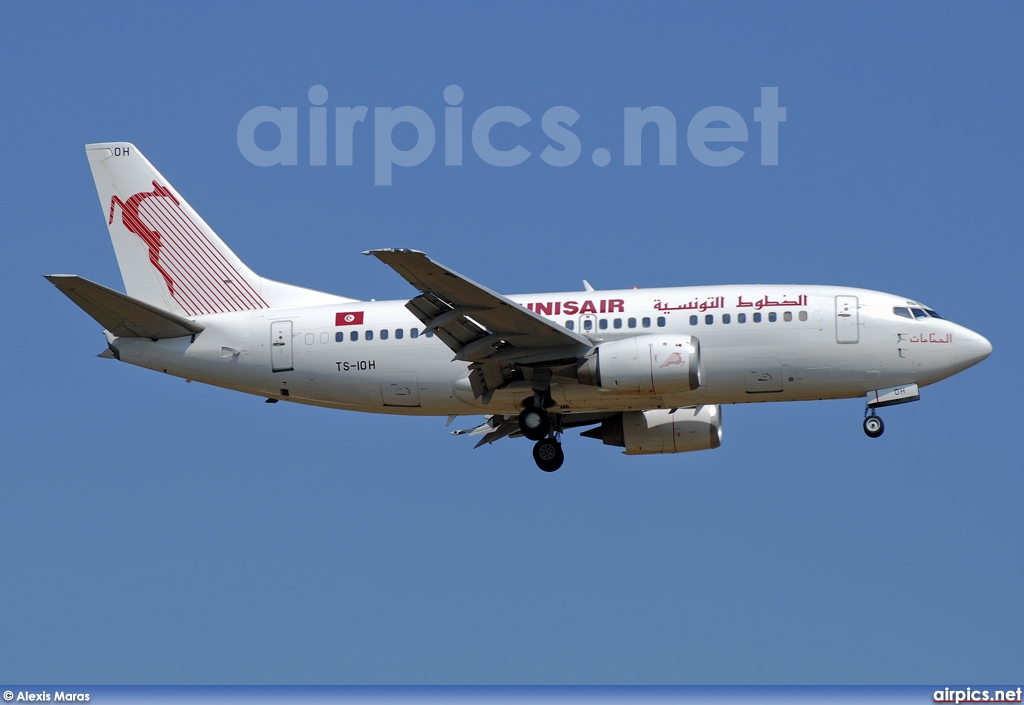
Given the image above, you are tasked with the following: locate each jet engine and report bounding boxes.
[576,335,702,394]
[581,406,722,455]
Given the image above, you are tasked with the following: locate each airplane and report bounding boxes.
[48,143,992,472]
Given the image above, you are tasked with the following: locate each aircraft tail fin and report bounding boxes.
[86,142,355,317]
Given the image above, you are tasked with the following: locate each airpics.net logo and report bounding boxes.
[237,85,786,186]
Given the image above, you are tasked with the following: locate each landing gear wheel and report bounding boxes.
[533,438,564,472]
[518,406,551,441]
[863,414,884,438]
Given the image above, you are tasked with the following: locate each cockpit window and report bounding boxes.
[896,305,943,320]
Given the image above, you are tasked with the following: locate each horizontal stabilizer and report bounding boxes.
[45,274,204,339]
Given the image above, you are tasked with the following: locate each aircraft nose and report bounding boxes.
[954,327,992,372]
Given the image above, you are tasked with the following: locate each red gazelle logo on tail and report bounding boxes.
[107,181,268,316]
[108,181,177,296]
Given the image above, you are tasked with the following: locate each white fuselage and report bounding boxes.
[107,284,990,416]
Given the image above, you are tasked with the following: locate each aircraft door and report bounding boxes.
[271,320,294,372]
[835,296,859,344]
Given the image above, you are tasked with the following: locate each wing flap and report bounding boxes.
[406,291,492,356]
[365,249,592,362]
[46,274,204,339]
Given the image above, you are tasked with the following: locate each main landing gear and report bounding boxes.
[518,406,551,441]
[519,405,564,471]
[532,436,564,472]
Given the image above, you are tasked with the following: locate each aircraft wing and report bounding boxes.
[46,274,204,339]
[365,249,592,400]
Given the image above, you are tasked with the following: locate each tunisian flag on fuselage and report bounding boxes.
[336,311,364,326]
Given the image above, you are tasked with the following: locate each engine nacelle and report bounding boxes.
[577,335,702,394]
[582,406,723,455]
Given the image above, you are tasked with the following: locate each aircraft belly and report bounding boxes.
[520,383,708,413]
[296,346,468,413]
[699,349,888,403]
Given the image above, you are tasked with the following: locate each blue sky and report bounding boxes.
[1,1,1021,685]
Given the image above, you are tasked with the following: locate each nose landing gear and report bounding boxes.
[863,412,884,438]
[862,383,919,438]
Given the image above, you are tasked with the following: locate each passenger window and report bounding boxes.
[365,330,374,341]
[768,312,777,322]
[566,320,575,330]
[410,328,419,339]
[380,329,389,340]
[783,311,792,322]
[657,317,666,327]
[690,315,698,325]
[628,318,637,328]
[753,312,762,323]
[737,313,746,323]
[705,314,714,325]
[641,317,651,328]
[722,314,731,324]
[335,332,345,343]
[426,331,434,337]
[893,307,912,319]
[599,319,608,330]
[583,319,593,331]
[305,333,314,345]
[613,318,622,329]
[395,329,404,339]
[320,332,329,344]
[350,331,359,341]
[798,311,807,322]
